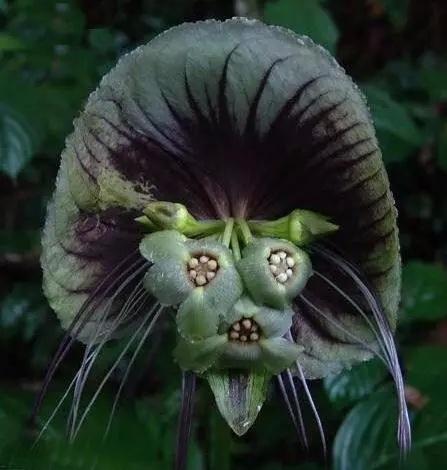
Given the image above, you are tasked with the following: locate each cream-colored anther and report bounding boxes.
[230,331,240,340]
[286,256,295,268]
[206,271,216,281]
[188,258,199,268]
[250,332,259,341]
[207,259,218,271]
[199,255,209,264]
[269,253,281,265]
[195,274,207,286]
[241,319,252,330]
[278,251,287,260]
[269,264,278,274]
[189,270,197,279]
[276,272,288,283]
[286,268,293,277]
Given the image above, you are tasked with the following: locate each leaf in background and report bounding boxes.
[419,54,447,102]
[0,33,25,51]
[332,385,396,470]
[406,346,447,441]
[264,0,339,53]
[324,358,387,409]
[401,261,447,322]
[0,103,37,178]
[0,283,47,341]
[363,85,422,163]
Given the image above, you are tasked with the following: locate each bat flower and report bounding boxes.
[237,237,312,309]
[139,229,243,339]
[174,296,303,374]
[37,18,411,469]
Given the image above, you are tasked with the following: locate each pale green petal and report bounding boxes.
[203,264,243,319]
[174,334,227,373]
[222,296,259,328]
[143,259,191,305]
[260,337,304,374]
[177,287,221,340]
[253,306,294,338]
[139,230,188,264]
[219,342,263,369]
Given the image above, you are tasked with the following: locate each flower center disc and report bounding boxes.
[228,318,261,343]
[188,254,219,286]
[268,250,295,284]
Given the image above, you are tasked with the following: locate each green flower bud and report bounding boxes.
[140,230,243,339]
[237,238,312,309]
[143,201,195,232]
[248,209,338,246]
[137,201,225,237]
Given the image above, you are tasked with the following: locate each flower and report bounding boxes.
[140,230,243,339]
[237,238,312,309]
[174,296,303,374]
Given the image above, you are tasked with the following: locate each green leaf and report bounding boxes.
[324,358,387,408]
[363,85,422,163]
[0,33,25,51]
[0,103,37,178]
[401,261,447,322]
[332,385,396,470]
[264,0,339,53]
[419,55,447,102]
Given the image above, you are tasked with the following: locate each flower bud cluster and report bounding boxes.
[140,226,313,375]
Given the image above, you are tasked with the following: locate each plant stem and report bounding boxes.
[230,230,241,261]
[237,219,253,245]
[222,218,234,248]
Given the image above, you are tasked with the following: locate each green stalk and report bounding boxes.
[221,218,234,248]
[230,230,241,261]
[236,219,253,246]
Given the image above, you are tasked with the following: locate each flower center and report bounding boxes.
[268,250,295,284]
[187,254,219,286]
[228,318,261,343]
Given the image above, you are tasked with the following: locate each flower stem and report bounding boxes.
[222,218,234,248]
[231,230,241,261]
[237,219,253,246]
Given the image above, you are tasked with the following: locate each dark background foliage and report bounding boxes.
[1,0,447,469]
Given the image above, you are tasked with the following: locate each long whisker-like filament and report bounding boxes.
[30,250,147,424]
[309,245,411,456]
[104,292,157,437]
[71,304,163,440]
[175,371,197,470]
[32,349,99,447]
[277,370,309,449]
[68,266,150,437]
[294,360,327,458]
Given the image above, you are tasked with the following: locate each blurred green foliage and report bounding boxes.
[1,0,447,469]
